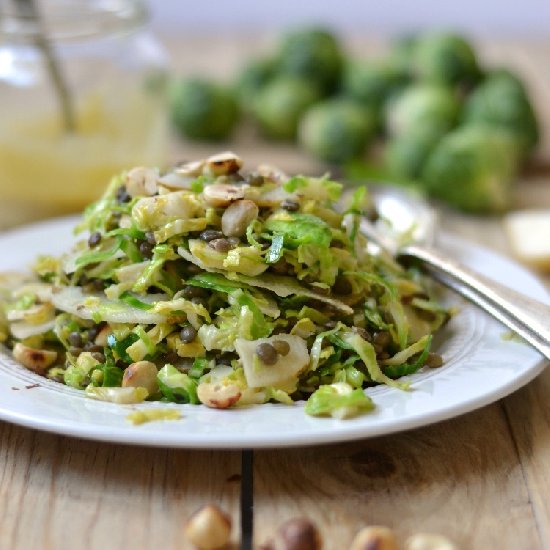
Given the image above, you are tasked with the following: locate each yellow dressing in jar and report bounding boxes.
[0,0,169,226]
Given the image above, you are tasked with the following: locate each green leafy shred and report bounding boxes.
[266,234,285,264]
[265,212,332,249]
[75,237,123,268]
[384,335,432,378]
[107,332,140,363]
[119,292,154,310]
[157,365,199,404]
[3,158,449,419]
[305,382,374,418]
[340,332,409,389]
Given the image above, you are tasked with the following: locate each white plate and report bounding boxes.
[0,215,547,448]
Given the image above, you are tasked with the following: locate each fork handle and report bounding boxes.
[401,244,550,361]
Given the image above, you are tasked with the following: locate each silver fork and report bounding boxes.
[360,217,550,361]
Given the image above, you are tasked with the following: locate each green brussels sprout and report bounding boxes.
[388,34,418,77]
[170,78,239,141]
[384,128,441,180]
[462,69,539,156]
[253,76,320,140]
[412,32,481,86]
[305,382,374,419]
[421,126,521,213]
[277,27,344,95]
[486,67,526,89]
[235,57,277,111]
[386,83,460,138]
[299,98,377,164]
[343,60,406,117]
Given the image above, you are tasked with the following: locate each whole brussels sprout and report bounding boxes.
[388,34,418,78]
[343,61,406,115]
[486,68,526,90]
[412,32,481,86]
[299,99,377,164]
[386,83,460,138]
[170,78,239,141]
[384,128,441,180]
[253,76,320,140]
[462,69,539,157]
[421,126,520,213]
[277,27,344,95]
[236,58,277,111]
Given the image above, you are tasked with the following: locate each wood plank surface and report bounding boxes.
[503,369,550,546]
[253,404,540,549]
[0,422,242,550]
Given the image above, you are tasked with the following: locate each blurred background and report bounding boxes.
[149,0,550,36]
[0,0,549,270]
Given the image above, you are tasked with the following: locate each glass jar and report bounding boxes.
[0,0,169,227]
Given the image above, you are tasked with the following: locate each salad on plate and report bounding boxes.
[0,152,449,418]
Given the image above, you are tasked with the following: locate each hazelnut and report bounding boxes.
[404,533,457,550]
[205,152,243,176]
[263,517,322,550]
[12,343,57,374]
[184,504,231,550]
[125,166,159,197]
[122,361,159,395]
[175,159,205,178]
[349,526,397,550]
[202,183,247,208]
[221,199,259,237]
[197,382,241,409]
[94,325,112,347]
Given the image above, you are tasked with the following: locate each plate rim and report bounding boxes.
[0,215,547,449]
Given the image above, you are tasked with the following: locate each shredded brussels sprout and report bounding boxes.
[1,152,449,418]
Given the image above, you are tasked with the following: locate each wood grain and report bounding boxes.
[503,369,550,545]
[0,422,241,550]
[253,405,540,549]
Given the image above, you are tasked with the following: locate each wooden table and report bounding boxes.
[1,36,549,550]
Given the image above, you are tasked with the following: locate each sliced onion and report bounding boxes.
[10,319,56,339]
[13,282,53,302]
[235,334,308,389]
[178,246,221,274]
[85,386,149,404]
[51,286,167,324]
[254,185,295,208]
[157,172,195,190]
[231,273,354,315]
[0,271,35,290]
[177,248,353,315]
